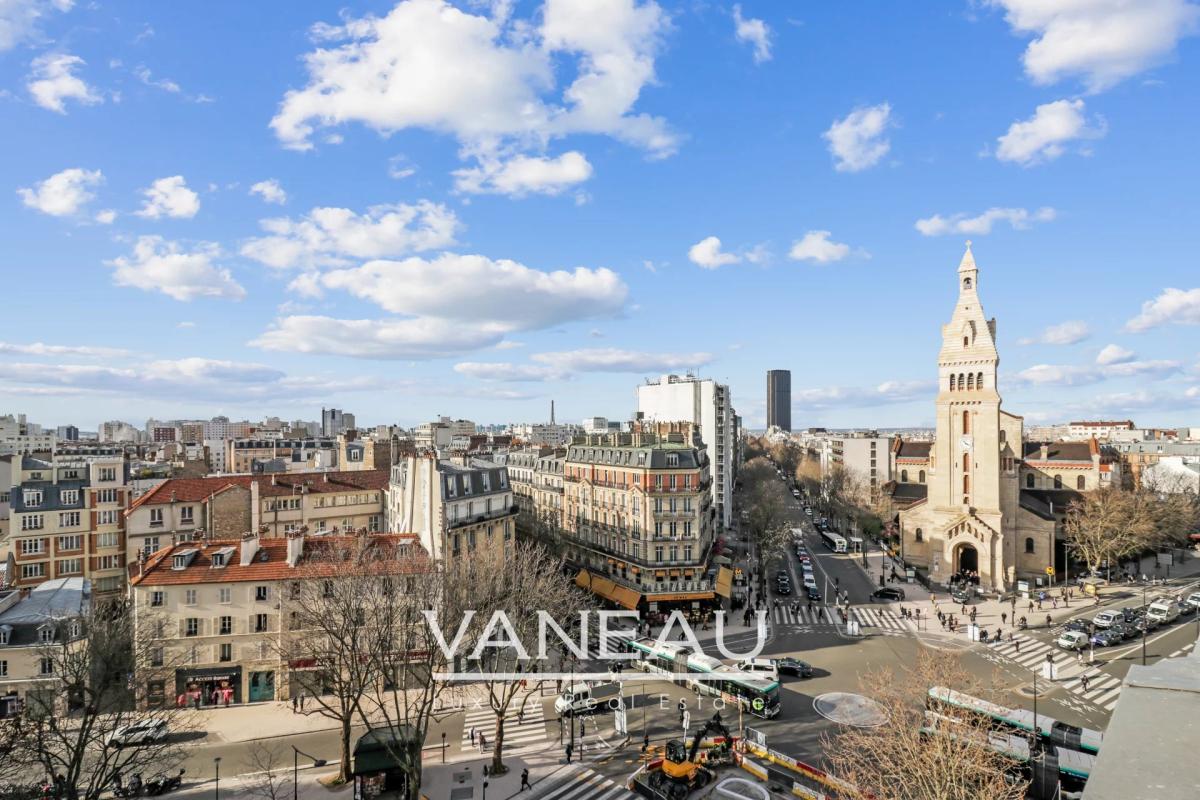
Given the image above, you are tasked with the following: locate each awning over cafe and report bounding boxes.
[576,569,641,609]
[714,567,733,598]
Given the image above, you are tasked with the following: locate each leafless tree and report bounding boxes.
[466,543,588,777]
[6,598,192,800]
[243,741,293,800]
[741,460,791,566]
[279,535,424,783]
[1064,487,1156,576]
[825,650,1028,800]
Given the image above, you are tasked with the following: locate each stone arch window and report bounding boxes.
[962,410,970,435]
[1025,537,1035,554]
[967,373,975,390]
[915,528,924,542]
[1054,474,1063,489]
[901,469,909,482]
[1000,429,1006,443]
[919,470,926,483]
[962,474,970,497]
[948,374,955,391]
[962,453,970,472]
[1077,475,1086,490]
[1026,473,1035,488]
[963,276,972,290]
[977,372,984,389]
[963,336,969,347]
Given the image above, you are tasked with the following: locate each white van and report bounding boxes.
[1147,599,1181,625]
[1091,610,1122,629]
[1056,631,1089,651]
[1186,592,1200,611]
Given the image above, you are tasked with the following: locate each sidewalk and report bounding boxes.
[847,538,1200,644]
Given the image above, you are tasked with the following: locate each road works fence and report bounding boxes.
[739,728,856,799]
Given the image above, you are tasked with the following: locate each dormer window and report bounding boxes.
[666,454,679,468]
[173,555,188,569]
[38,624,54,643]
[0,626,10,645]
[211,553,226,567]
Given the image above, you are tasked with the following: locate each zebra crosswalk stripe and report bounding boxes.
[461,696,547,749]
[526,765,639,800]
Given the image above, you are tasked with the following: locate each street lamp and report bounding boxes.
[441,731,447,764]
[1142,584,1148,666]
[292,747,327,800]
[213,757,221,800]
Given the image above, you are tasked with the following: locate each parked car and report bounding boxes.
[802,575,817,590]
[1107,621,1135,640]
[107,720,168,748]
[951,587,974,604]
[1185,591,1200,611]
[806,586,821,601]
[1061,619,1091,635]
[1090,628,1123,647]
[1056,631,1089,651]
[774,657,813,678]
[872,587,905,601]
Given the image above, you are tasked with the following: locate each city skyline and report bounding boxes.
[3,1,1200,430]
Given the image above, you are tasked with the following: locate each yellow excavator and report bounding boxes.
[634,712,735,800]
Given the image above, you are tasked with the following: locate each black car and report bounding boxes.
[775,582,792,595]
[776,569,790,580]
[806,586,821,601]
[1061,619,1092,635]
[774,657,813,678]
[871,587,905,601]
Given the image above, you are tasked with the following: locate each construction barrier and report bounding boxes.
[741,740,855,798]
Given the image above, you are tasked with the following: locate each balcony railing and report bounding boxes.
[447,504,519,530]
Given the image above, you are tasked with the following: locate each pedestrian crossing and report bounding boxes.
[1061,671,1123,711]
[460,693,547,752]
[985,633,1118,710]
[524,764,638,800]
[766,604,917,633]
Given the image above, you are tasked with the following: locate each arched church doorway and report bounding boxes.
[955,543,978,581]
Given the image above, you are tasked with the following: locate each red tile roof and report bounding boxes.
[129,533,422,587]
[126,468,391,513]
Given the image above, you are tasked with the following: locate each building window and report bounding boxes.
[962,410,970,435]
[1077,475,1086,490]
[99,467,116,482]
[21,515,44,531]
[150,648,164,667]
[977,372,984,389]
[219,587,231,604]
[253,614,269,633]
[39,625,55,643]
[1026,473,1035,488]
[39,658,53,676]
[1054,475,1063,489]
[219,643,233,662]
[180,506,194,524]
[915,528,923,542]
[219,616,232,635]
[57,534,82,551]
[97,489,118,504]
[60,489,79,505]
[149,508,164,527]
[23,490,44,507]
[967,373,974,390]
[962,475,969,497]
[21,563,46,580]
[184,589,197,605]
[1025,537,1035,554]
[999,429,1006,443]
[57,559,81,575]
[919,470,926,483]
[97,531,119,548]
[98,510,118,525]
[185,618,199,637]
[150,591,165,607]
[255,586,270,602]
[948,375,954,391]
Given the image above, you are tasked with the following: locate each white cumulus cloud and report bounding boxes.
[995,99,1105,165]
[823,103,892,172]
[0,340,130,358]
[688,236,741,269]
[240,201,460,269]
[107,236,245,302]
[915,206,1056,236]
[27,52,101,113]
[270,0,677,189]
[17,167,102,216]
[249,179,287,205]
[532,348,713,374]
[251,316,509,360]
[0,0,74,52]
[1017,320,1091,346]
[453,151,593,196]
[135,175,201,219]
[987,0,1200,92]
[1125,287,1200,332]
[787,230,851,263]
[1095,344,1136,365]
[733,4,772,63]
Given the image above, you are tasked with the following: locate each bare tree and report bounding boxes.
[825,650,1028,800]
[280,535,422,783]
[467,542,588,777]
[1063,487,1155,577]
[741,461,791,566]
[6,598,191,800]
[243,741,293,800]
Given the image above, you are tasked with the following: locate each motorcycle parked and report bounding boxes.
[114,774,143,798]
[145,770,185,797]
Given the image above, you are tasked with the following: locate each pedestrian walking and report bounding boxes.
[470,727,477,746]
[299,691,306,711]
[1046,614,1052,629]
[1014,639,1020,653]
[520,769,531,791]
[565,742,573,764]
[480,733,487,751]
[1080,674,1090,692]
[291,694,298,713]
[1028,600,1035,613]
[1052,598,1058,610]
[1076,651,1083,665]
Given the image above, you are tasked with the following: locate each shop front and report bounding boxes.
[249,670,276,702]
[175,666,242,708]
[352,726,419,800]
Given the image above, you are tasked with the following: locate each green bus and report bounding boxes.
[624,637,781,718]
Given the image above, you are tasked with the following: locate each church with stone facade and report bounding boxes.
[888,246,1121,593]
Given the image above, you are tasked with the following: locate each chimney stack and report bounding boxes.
[286,530,305,567]
[240,530,260,566]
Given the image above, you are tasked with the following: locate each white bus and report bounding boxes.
[820,530,847,553]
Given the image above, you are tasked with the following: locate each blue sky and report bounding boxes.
[3,0,1200,431]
